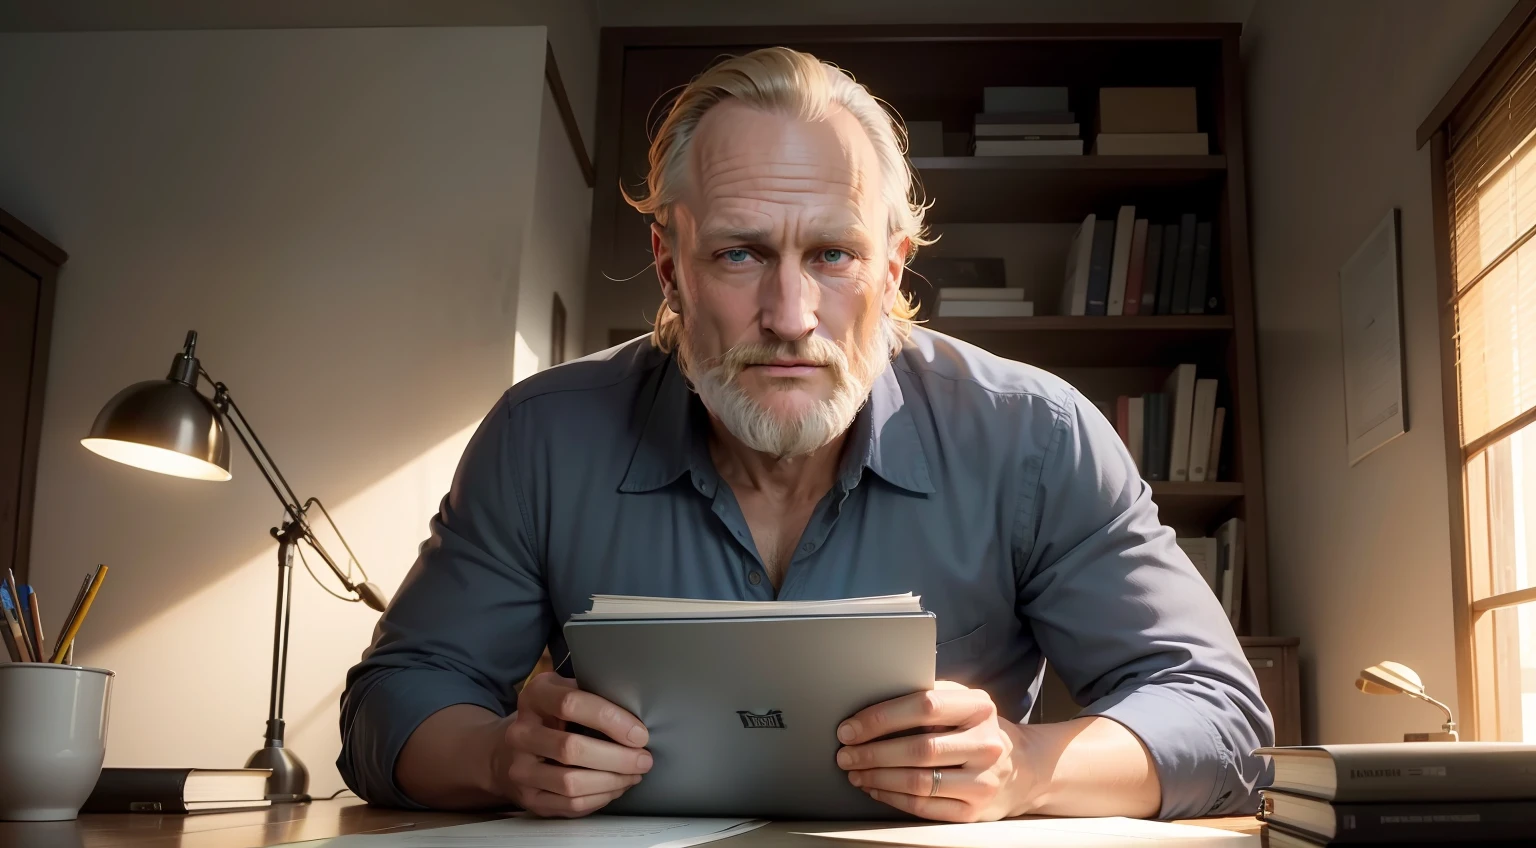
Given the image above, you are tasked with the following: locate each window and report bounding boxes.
[1427,3,1536,742]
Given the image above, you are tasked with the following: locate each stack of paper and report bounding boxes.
[802,817,1256,847]
[570,593,922,621]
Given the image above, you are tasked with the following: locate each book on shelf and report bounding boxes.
[1170,213,1198,315]
[1176,537,1220,592]
[1127,396,1145,471]
[1085,217,1116,315]
[1164,363,1198,482]
[1098,87,1198,134]
[1141,223,1164,313]
[1216,517,1244,626]
[1142,392,1168,481]
[1259,790,1536,845]
[974,122,1080,138]
[1187,379,1219,482]
[1188,221,1215,314]
[935,300,1033,318]
[1060,213,1095,316]
[973,138,1083,156]
[984,86,1068,113]
[1106,205,1135,316]
[1123,218,1149,316]
[975,110,1075,125]
[1207,407,1227,481]
[1257,742,1536,804]
[1115,396,1131,450]
[1095,132,1210,155]
[1156,223,1180,315]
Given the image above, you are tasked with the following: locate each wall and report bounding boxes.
[513,87,594,382]
[0,26,553,796]
[1243,0,1515,744]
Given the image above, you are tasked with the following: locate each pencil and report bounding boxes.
[54,573,93,655]
[27,591,45,661]
[0,587,31,662]
[51,565,107,664]
[4,570,32,661]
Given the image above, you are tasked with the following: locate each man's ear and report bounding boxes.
[652,221,684,314]
[882,235,913,313]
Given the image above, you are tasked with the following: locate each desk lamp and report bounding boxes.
[1355,660,1459,742]
[81,330,389,802]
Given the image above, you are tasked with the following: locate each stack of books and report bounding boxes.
[83,767,273,814]
[973,86,1082,156]
[1112,363,1226,483]
[1175,518,1244,626]
[1258,743,1536,846]
[1094,87,1209,155]
[1060,206,1218,316]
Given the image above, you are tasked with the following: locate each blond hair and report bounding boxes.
[623,47,931,353]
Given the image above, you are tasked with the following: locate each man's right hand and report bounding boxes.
[488,672,653,817]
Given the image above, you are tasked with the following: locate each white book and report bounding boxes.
[1176,537,1220,593]
[1164,363,1198,482]
[573,593,922,621]
[974,122,1081,137]
[1127,396,1145,473]
[1216,518,1245,626]
[1187,379,1219,482]
[1061,214,1095,316]
[974,138,1084,156]
[940,287,1026,301]
[1095,132,1210,155]
[936,300,1034,318]
[1107,205,1135,315]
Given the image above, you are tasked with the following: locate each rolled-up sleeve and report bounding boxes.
[1015,388,1273,819]
[337,394,550,808]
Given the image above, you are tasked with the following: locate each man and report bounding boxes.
[339,47,1272,823]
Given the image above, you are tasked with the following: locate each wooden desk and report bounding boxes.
[2,799,1264,847]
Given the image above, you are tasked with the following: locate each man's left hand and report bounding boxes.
[836,681,1032,822]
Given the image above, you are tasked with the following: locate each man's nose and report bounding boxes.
[760,258,818,341]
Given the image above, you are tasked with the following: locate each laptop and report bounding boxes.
[562,594,935,819]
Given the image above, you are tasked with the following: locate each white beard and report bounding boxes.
[686,319,898,458]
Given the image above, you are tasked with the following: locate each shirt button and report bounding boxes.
[748,571,762,585]
[801,543,814,553]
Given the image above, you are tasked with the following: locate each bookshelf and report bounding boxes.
[587,23,1270,638]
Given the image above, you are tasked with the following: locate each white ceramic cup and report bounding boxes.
[0,663,114,821]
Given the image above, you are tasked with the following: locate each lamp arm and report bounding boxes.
[1405,689,1457,730]
[200,371,377,604]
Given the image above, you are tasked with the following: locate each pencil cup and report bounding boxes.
[0,663,113,821]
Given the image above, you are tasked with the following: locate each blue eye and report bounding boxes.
[820,249,850,263]
[722,248,753,263]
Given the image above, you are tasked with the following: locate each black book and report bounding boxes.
[1187,221,1213,314]
[1155,223,1180,315]
[1143,393,1168,481]
[82,768,272,814]
[1262,790,1536,844]
[1141,223,1164,313]
[1170,213,1197,315]
[1085,220,1116,316]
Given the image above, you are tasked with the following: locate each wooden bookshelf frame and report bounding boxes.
[586,23,1270,636]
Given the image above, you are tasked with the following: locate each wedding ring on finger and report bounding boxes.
[929,768,942,797]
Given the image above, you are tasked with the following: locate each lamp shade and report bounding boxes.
[82,379,232,481]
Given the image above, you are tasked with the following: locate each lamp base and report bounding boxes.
[246,744,311,803]
[1404,731,1460,742]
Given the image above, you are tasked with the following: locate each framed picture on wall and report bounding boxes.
[1339,208,1407,466]
[551,293,567,366]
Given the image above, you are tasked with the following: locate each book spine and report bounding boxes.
[1107,206,1135,316]
[1141,223,1163,314]
[1123,218,1149,316]
[1324,799,1536,842]
[1086,221,1116,316]
[1171,213,1197,316]
[1156,224,1180,315]
[1187,379,1219,482]
[1187,221,1213,314]
[1327,763,1536,803]
[1165,364,1197,482]
[1128,396,1145,473]
[1145,393,1168,481]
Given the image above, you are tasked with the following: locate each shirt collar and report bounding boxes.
[619,355,935,496]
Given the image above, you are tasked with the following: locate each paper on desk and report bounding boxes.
[800,817,1256,848]
[312,815,765,848]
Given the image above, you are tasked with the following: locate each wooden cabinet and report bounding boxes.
[0,208,65,585]
[1033,637,1302,745]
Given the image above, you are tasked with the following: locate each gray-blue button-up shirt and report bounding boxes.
[338,328,1273,818]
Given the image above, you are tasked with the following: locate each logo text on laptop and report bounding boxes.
[737,709,786,729]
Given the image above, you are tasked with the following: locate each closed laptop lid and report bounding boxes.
[563,612,936,819]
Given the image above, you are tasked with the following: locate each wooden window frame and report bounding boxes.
[1421,0,1536,740]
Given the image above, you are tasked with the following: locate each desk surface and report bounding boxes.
[1,799,1265,848]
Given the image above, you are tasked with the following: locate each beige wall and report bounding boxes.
[0,25,563,796]
[1243,0,1515,743]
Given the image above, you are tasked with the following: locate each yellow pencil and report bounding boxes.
[51,565,107,664]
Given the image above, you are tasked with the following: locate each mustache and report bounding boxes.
[707,336,849,377]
